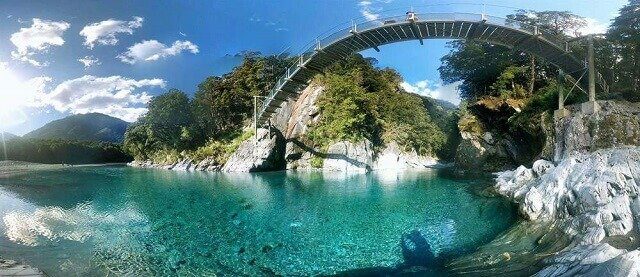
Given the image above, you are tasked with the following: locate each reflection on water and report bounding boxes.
[4,203,148,246]
[0,165,516,276]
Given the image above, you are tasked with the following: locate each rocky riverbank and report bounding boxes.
[448,101,640,275]
[495,147,640,275]
[0,257,45,276]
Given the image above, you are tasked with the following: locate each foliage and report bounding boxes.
[490,66,530,99]
[308,55,449,158]
[3,138,131,164]
[310,155,324,168]
[507,10,587,37]
[188,130,254,165]
[439,41,521,99]
[123,89,197,160]
[607,0,640,100]
[123,53,292,161]
[308,71,380,149]
[192,54,294,140]
[440,10,591,101]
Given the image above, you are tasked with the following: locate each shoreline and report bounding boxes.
[0,257,45,276]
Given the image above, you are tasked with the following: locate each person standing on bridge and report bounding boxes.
[406,11,418,22]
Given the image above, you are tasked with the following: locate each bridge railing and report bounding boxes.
[259,12,592,119]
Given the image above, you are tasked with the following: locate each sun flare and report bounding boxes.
[0,64,40,128]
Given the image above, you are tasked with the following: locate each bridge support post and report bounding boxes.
[581,34,599,114]
[555,70,570,119]
[253,96,258,145]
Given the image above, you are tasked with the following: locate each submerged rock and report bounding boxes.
[0,258,45,276]
[129,158,222,172]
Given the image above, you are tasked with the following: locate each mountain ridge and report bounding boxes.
[24,113,129,143]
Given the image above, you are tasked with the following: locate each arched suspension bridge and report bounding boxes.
[255,11,609,127]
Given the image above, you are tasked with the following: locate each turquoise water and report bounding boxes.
[0,165,516,276]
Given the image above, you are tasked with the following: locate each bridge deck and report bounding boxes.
[257,12,608,125]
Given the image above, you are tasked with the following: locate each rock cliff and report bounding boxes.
[130,82,451,173]
[231,83,444,172]
[546,100,640,162]
[455,112,517,171]
[222,128,285,172]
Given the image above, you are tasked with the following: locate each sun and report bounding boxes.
[0,64,27,107]
[0,64,32,128]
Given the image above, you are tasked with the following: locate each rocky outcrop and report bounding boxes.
[222,128,285,172]
[271,83,442,172]
[374,142,439,170]
[455,113,516,171]
[495,147,640,275]
[547,100,640,162]
[323,140,374,172]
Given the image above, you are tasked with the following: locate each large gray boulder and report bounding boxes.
[495,147,640,276]
[222,128,285,172]
[323,140,374,172]
[455,113,516,171]
[534,244,640,277]
[374,142,438,170]
[496,147,640,238]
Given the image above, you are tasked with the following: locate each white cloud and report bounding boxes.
[80,16,143,49]
[575,17,608,36]
[400,80,462,106]
[10,18,70,67]
[118,40,199,64]
[359,1,380,21]
[38,75,165,122]
[77,55,101,68]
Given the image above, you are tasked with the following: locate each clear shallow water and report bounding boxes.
[0,165,516,276]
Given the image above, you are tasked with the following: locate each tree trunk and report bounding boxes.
[528,55,536,95]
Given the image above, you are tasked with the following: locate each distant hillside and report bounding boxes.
[1,132,19,141]
[24,113,129,143]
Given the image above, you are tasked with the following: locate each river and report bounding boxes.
[0,163,516,276]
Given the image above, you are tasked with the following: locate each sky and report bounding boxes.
[0,0,628,135]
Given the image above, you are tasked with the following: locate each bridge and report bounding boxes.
[255,12,609,126]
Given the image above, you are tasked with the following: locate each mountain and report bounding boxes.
[24,113,129,143]
[1,132,19,141]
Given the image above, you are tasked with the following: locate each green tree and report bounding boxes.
[192,54,293,139]
[123,89,196,159]
[308,71,380,146]
[308,55,449,158]
[607,0,640,98]
[507,10,588,95]
[439,41,520,99]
